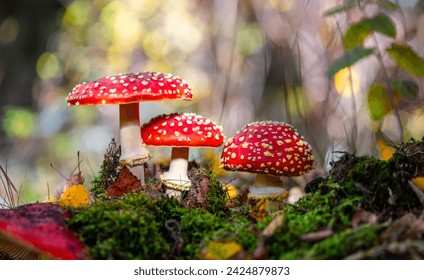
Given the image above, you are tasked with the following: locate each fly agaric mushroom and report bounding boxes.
[220,121,314,200]
[141,113,225,199]
[0,203,87,259]
[66,71,192,185]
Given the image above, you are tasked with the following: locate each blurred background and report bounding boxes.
[0,0,423,202]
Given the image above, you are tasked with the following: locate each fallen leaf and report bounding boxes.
[58,184,92,208]
[262,214,284,237]
[351,208,378,228]
[199,240,244,260]
[300,228,334,242]
[106,166,141,198]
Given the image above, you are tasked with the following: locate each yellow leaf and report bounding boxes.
[377,138,395,161]
[58,184,92,208]
[334,67,361,98]
[199,240,243,260]
[249,199,270,221]
[412,177,424,191]
[224,184,238,199]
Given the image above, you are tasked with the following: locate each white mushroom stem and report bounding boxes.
[249,173,287,199]
[162,147,191,199]
[119,103,150,185]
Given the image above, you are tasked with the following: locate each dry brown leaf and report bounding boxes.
[351,208,378,228]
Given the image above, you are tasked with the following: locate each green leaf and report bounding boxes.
[389,78,419,99]
[386,43,424,76]
[367,14,396,37]
[378,1,398,10]
[323,0,397,17]
[323,0,358,17]
[367,83,391,120]
[343,21,372,50]
[327,47,374,77]
[343,13,396,50]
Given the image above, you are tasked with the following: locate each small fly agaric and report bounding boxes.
[220,121,314,200]
[66,71,192,185]
[141,113,225,199]
[0,203,87,260]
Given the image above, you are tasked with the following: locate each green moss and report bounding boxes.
[391,137,424,177]
[67,170,256,259]
[64,139,423,260]
[265,148,423,259]
[179,209,257,258]
[266,182,363,258]
[343,154,420,218]
[203,169,231,217]
[67,192,178,259]
[278,224,384,260]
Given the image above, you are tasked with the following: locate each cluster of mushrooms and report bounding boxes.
[66,71,315,201]
[0,71,315,260]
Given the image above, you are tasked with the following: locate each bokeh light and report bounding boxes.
[2,107,36,138]
[0,0,423,201]
[0,17,19,44]
[334,67,361,98]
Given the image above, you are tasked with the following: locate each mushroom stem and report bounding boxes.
[119,103,150,185]
[162,147,191,199]
[249,174,288,214]
[249,173,287,199]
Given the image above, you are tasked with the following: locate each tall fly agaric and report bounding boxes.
[66,71,192,185]
[220,121,314,199]
[0,203,87,260]
[141,113,225,199]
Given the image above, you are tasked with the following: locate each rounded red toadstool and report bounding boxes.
[141,113,225,199]
[0,203,87,260]
[220,121,314,199]
[66,71,192,185]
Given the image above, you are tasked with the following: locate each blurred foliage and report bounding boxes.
[343,13,396,50]
[2,106,36,138]
[386,43,424,76]
[0,0,424,200]
[367,83,392,120]
[327,46,375,77]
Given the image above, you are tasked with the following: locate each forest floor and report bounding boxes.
[1,137,423,260]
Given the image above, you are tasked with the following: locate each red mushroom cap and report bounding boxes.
[220,121,314,177]
[0,203,87,260]
[66,71,192,106]
[141,113,225,147]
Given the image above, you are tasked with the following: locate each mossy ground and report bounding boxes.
[64,138,424,260]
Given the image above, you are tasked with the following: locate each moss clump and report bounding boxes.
[279,224,384,259]
[266,141,424,259]
[179,209,257,259]
[266,182,364,258]
[66,169,256,260]
[327,152,423,219]
[66,192,177,259]
[350,156,420,218]
[203,170,231,217]
[65,138,423,260]
[391,137,424,177]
